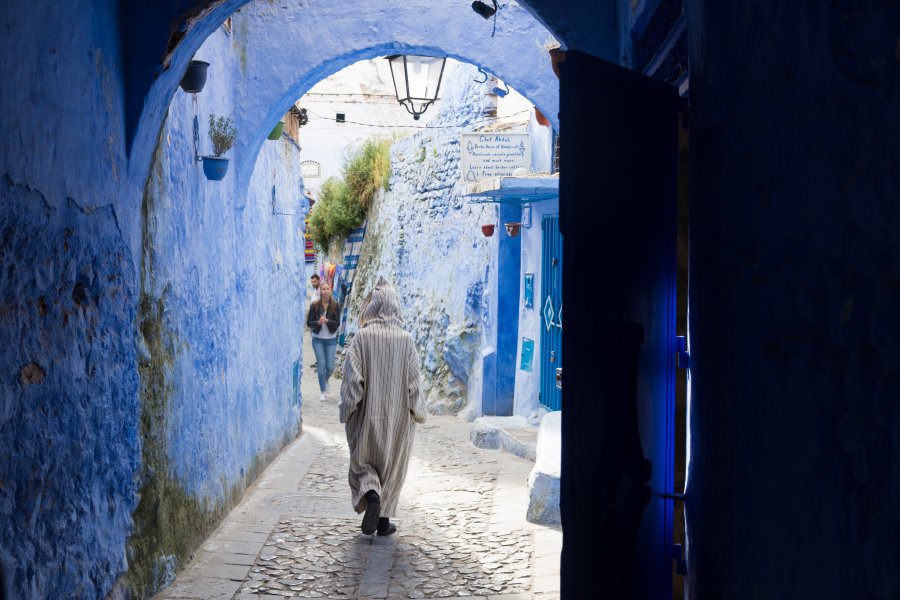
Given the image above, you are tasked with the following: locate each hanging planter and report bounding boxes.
[201,157,229,181]
[505,222,521,237]
[179,60,210,93]
[481,224,495,237]
[549,49,566,80]
[201,114,237,181]
[267,121,285,140]
[534,106,551,127]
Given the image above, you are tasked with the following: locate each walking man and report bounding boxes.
[339,277,427,535]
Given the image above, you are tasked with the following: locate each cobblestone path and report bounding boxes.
[157,343,561,600]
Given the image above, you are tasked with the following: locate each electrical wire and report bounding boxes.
[303,108,534,130]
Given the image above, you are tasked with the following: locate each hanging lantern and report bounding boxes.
[386,54,447,120]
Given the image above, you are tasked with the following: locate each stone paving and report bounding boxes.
[156,341,561,600]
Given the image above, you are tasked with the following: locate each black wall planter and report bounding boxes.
[179,60,210,93]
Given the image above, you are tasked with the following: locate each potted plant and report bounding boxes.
[481,224,495,237]
[179,60,210,93]
[267,120,285,140]
[201,115,237,181]
[505,222,521,237]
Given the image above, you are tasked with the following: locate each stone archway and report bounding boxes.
[127,0,564,194]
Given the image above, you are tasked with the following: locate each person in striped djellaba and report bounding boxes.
[339,277,428,536]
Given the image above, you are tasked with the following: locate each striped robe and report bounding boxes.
[339,278,427,517]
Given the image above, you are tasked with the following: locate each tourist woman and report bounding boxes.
[306,281,341,401]
[339,277,427,535]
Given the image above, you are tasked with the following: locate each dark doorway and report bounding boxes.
[559,51,681,599]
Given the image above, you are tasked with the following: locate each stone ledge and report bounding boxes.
[526,411,561,525]
[469,416,538,462]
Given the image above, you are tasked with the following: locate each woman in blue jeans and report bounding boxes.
[306,281,341,401]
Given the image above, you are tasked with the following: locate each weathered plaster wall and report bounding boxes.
[0,1,143,598]
[0,5,307,598]
[343,65,497,414]
[685,2,900,598]
[128,26,306,596]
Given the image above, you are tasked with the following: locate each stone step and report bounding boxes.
[469,415,538,461]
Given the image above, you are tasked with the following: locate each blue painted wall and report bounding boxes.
[0,4,306,597]
[0,1,141,598]
[491,203,522,415]
[339,64,496,415]
[129,25,306,595]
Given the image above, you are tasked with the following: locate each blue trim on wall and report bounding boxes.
[493,203,522,415]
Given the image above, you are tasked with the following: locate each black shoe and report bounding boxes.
[377,517,396,536]
[361,491,380,535]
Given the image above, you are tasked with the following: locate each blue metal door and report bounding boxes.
[540,213,563,411]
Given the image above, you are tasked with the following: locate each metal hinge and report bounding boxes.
[676,336,690,369]
[672,543,687,576]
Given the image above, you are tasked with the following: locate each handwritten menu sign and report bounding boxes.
[460,133,531,182]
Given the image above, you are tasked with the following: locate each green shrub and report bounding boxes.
[308,138,391,251]
[344,139,391,210]
[308,177,365,251]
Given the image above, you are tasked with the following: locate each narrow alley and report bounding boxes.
[156,340,561,600]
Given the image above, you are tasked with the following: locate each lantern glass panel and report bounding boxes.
[403,55,444,101]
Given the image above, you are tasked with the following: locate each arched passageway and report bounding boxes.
[129,3,562,597]
[126,0,562,192]
[3,0,900,598]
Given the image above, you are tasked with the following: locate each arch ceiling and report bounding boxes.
[125,0,602,189]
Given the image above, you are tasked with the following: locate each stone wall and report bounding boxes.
[127,26,307,596]
[342,65,497,414]
[0,1,142,597]
[0,6,308,598]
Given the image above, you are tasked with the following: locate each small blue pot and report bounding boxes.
[202,156,229,181]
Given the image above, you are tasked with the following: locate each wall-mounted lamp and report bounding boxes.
[386,54,447,120]
[471,0,498,19]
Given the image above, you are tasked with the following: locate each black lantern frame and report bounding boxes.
[386,55,447,120]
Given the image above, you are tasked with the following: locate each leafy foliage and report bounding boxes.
[308,177,365,251]
[344,139,391,210]
[208,115,237,157]
[307,139,391,251]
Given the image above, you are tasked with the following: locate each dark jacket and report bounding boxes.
[306,298,341,335]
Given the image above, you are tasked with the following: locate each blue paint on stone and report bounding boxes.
[465,281,484,326]
[443,330,480,384]
[481,350,498,416]
[494,203,522,416]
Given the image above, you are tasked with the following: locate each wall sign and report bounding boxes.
[520,337,535,372]
[524,273,534,308]
[460,133,532,182]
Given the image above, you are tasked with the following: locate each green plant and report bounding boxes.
[344,139,391,210]
[208,114,237,157]
[307,138,391,251]
[308,177,365,251]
